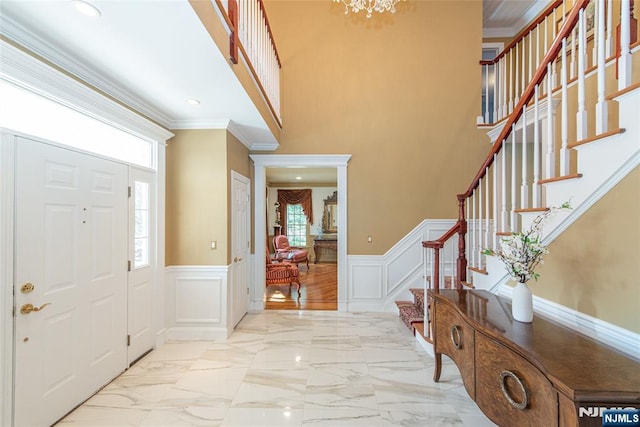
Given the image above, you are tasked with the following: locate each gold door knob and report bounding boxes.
[20,303,51,315]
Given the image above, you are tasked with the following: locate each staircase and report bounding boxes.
[396,0,640,346]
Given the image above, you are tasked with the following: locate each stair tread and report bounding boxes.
[395,300,415,307]
[468,266,488,275]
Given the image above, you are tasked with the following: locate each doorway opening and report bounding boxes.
[250,154,351,312]
[265,168,337,310]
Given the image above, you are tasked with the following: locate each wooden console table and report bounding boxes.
[313,237,337,263]
[429,289,640,427]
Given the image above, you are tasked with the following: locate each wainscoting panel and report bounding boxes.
[350,263,383,300]
[175,277,223,323]
[165,266,230,341]
[347,219,457,312]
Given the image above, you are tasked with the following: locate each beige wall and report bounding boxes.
[166,129,229,266]
[262,0,488,254]
[226,131,252,257]
[532,166,640,333]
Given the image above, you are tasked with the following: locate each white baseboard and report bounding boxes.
[165,326,230,341]
[154,328,167,348]
[497,286,640,361]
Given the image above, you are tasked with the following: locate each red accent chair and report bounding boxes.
[265,249,301,295]
[273,235,310,268]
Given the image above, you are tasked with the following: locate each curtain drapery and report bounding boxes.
[277,189,313,234]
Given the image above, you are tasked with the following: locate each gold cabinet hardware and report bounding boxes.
[20,303,52,315]
[20,282,35,294]
[234,257,243,262]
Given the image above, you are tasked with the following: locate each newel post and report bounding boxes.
[228,0,239,64]
[456,194,468,289]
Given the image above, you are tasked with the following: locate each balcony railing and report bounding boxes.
[215,0,282,126]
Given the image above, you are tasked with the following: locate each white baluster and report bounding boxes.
[503,56,509,117]
[500,142,508,231]
[510,124,517,229]
[484,64,490,124]
[478,178,483,264]
[521,107,528,209]
[536,24,540,90]
[546,62,555,179]
[570,26,577,79]
[529,32,533,84]
[498,58,505,120]
[577,7,588,141]
[544,17,549,93]
[618,0,632,90]
[606,0,613,57]
[593,0,599,67]
[596,0,608,134]
[560,37,570,176]
[485,167,490,256]
[492,63,498,123]
[471,191,477,267]
[533,85,541,207]
[521,40,526,100]
[515,45,520,106]
[466,197,471,269]
[492,156,498,249]
[508,52,513,114]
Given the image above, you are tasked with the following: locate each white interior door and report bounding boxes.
[127,168,155,364]
[14,138,128,427]
[231,171,250,327]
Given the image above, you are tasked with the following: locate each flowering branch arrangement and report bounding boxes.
[482,202,571,283]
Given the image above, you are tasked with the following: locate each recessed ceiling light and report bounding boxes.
[72,0,101,17]
[295,176,302,180]
[186,98,201,105]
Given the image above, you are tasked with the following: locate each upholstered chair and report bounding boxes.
[265,249,301,295]
[273,235,310,268]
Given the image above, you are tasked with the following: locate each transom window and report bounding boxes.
[286,204,307,247]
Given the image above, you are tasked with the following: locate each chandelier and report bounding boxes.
[333,0,401,18]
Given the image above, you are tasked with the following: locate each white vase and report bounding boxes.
[512,281,533,323]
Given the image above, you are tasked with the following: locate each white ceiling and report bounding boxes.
[0,0,548,153]
[0,0,278,148]
[483,0,552,38]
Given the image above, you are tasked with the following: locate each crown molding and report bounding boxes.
[0,15,173,128]
[0,40,174,143]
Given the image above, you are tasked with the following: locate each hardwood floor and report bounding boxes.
[265,262,337,310]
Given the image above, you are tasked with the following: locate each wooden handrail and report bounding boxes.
[422,222,460,249]
[464,0,591,198]
[480,0,564,66]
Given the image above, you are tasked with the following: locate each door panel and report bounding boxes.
[231,171,250,327]
[14,138,128,427]
[127,168,155,364]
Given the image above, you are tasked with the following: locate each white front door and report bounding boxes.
[127,168,155,364]
[231,171,250,327]
[14,138,128,427]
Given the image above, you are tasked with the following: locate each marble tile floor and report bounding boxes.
[57,311,496,427]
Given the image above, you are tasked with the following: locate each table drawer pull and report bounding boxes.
[450,325,462,349]
[500,370,529,410]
